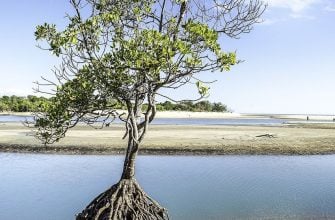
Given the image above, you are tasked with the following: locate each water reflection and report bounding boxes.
[1,154,335,219]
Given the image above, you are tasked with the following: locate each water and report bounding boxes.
[151,117,285,125]
[1,153,335,219]
[0,115,33,122]
[0,115,286,125]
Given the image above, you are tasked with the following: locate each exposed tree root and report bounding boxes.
[76,178,169,220]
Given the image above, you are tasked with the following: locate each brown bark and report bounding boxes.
[121,141,139,179]
[76,178,169,220]
[76,97,169,219]
[76,125,169,220]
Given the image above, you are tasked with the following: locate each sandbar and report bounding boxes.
[0,121,334,155]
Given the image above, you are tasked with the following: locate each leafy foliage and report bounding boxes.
[0,95,49,112]
[31,0,265,218]
[32,0,265,144]
[155,100,228,112]
[0,95,228,113]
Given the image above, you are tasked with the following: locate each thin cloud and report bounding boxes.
[266,0,320,13]
[262,0,323,24]
[325,5,335,11]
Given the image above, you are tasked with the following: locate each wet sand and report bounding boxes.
[0,122,335,155]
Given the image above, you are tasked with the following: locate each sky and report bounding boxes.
[0,0,334,114]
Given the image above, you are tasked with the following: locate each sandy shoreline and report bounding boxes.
[1,122,335,155]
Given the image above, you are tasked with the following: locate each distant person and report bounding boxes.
[333,118,335,122]
[307,116,309,121]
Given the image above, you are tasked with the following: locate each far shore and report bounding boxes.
[1,111,335,121]
[0,122,335,156]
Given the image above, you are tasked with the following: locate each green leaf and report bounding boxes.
[196,81,210,96]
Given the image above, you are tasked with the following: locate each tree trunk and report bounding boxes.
[121,105,140,180]
[121,141,139,179]
[76,112,169,219]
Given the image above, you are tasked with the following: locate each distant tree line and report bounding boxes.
[0,96,228,113]
[0,95,49,112]
[154,101,228,112]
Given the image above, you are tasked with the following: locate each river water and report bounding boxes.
[0,115,286,126]
[1,153,335,219]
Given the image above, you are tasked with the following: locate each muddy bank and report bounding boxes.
[1,123,335,155]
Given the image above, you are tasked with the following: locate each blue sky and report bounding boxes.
[0,0,334,114]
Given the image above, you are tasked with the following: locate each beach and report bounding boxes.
[0,111,335,155]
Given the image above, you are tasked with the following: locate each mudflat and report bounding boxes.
[0,122,334,155]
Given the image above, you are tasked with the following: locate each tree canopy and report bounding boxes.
[33,0,265,145]
[31,0,265,219]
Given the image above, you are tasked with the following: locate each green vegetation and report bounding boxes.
[0,95,49,112]
[0,95,227,113]
[31,0,265,219]
[155,100,227,112]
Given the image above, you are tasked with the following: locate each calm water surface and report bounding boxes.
[1,153,335,219]
[0,115,32,122]
[0,115,286,125]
